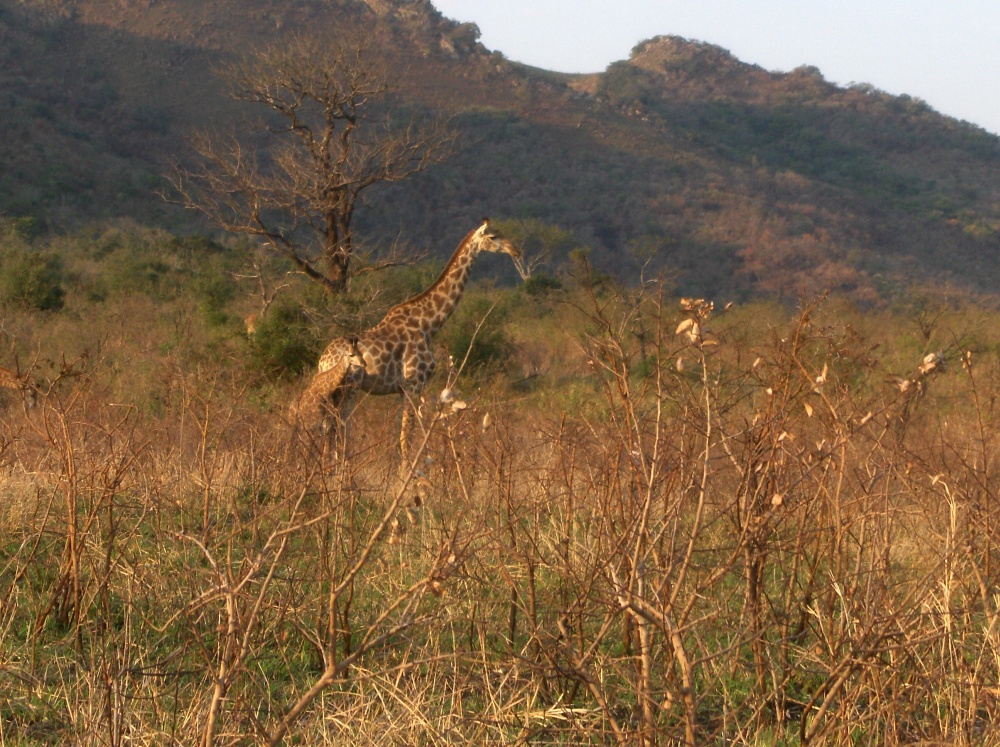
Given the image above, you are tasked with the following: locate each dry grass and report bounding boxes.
[3,282,1000,745]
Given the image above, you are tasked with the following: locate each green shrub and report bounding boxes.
[248,302,320,380]
[100,250,176,298]
[0,216,43,242]
[444,294,514,375]
[0,248,65,311]
[194,272,237,327]
[522,272,562,297]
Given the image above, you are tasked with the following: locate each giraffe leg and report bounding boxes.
[398,398,415,477]
[331,391,357,463]
[318,403,338,467]
[397,379,428,483]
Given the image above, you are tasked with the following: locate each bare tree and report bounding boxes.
[173,33,456,293]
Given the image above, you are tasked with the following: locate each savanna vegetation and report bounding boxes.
[5,1,1000,744]
[3,220,1000,745]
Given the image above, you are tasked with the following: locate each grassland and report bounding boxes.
[3,222,1000,744]
[3,2,1000,743]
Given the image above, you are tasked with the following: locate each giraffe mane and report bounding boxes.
[384,224,483,312]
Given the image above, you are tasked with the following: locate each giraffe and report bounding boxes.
[306,218,520,465]
[289,337,366,452]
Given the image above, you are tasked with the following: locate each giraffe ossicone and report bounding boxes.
[300,218,521,462]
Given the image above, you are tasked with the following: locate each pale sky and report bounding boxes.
[432,0,1000,135]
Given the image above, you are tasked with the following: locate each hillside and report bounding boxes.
[2,0,1000,300]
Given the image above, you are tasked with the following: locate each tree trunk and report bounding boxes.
[326,248,349,293]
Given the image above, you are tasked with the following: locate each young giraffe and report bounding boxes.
[289,337,366,452]
[309,218,520,464]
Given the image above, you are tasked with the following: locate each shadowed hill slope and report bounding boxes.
[2,0,999,300]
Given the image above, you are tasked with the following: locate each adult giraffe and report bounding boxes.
[300,218,520,462]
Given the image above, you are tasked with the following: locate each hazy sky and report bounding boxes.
[432,0,1000,135]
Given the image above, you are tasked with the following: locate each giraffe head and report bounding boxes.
[471,218,520,260]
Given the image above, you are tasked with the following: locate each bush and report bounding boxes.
[248,302,320,380]
[0,248,65,311]
[522,272,562,297]
[0,216,43,242]
[193,272,237,328]
[6,273,1000,745]
[444,293,514,374]
[100,248,176,298]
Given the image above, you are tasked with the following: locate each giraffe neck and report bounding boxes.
[387,228,481,336]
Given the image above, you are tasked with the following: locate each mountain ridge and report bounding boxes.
[2,0,999,301]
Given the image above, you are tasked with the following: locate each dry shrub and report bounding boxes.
[2,283,1000,746]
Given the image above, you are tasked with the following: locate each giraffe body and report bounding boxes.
[307,219,520,461]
